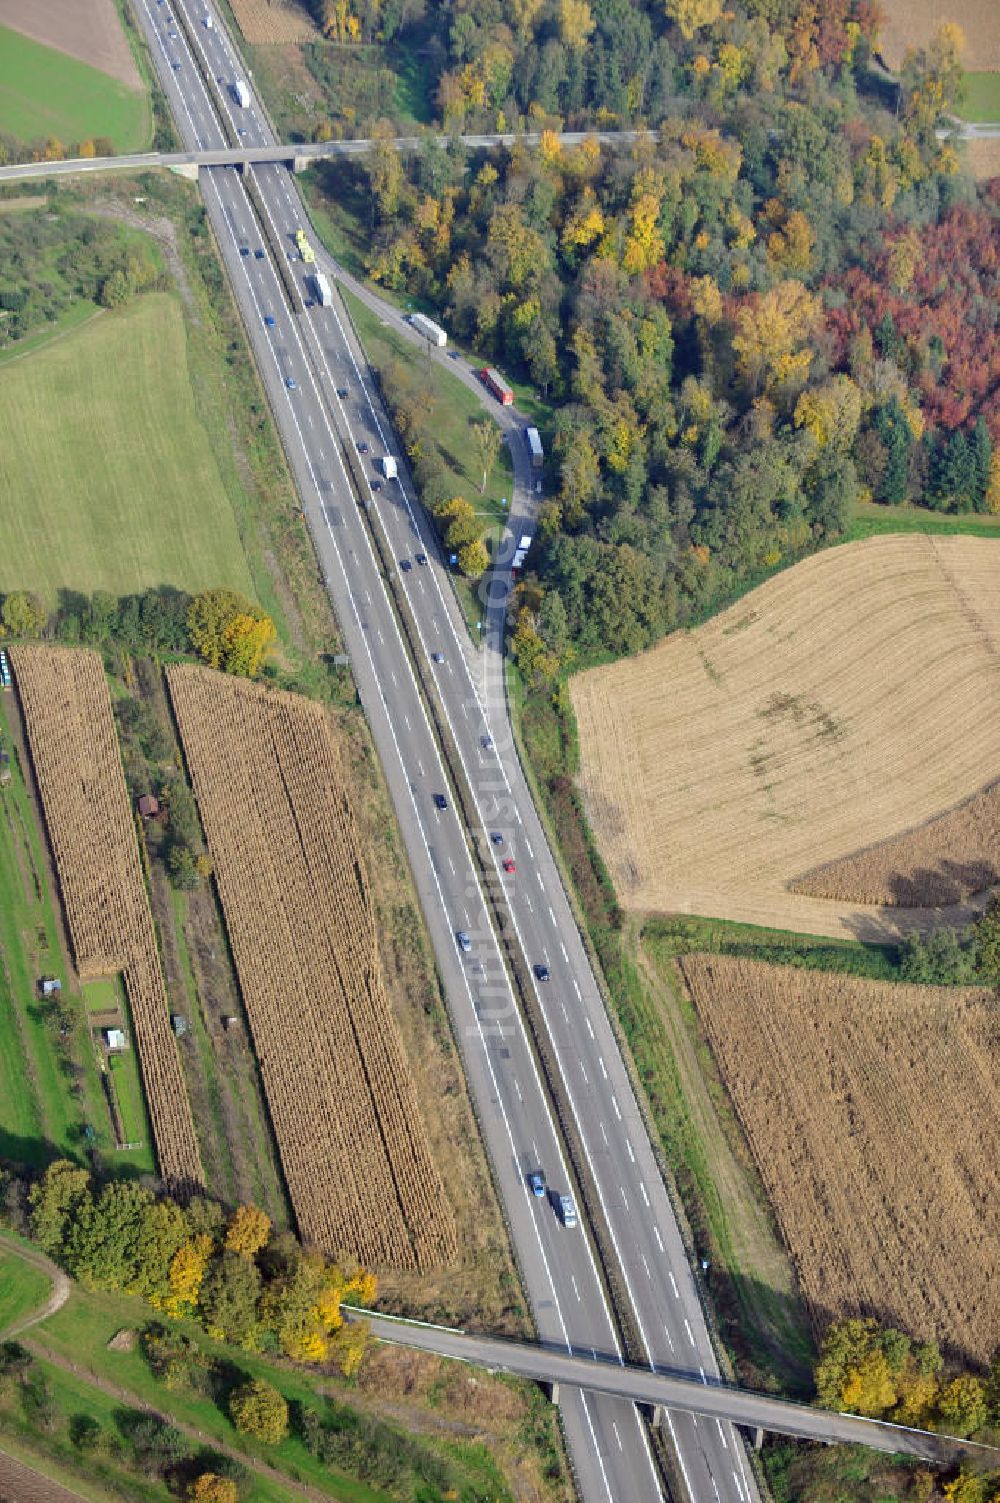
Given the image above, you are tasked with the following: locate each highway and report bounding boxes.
[128,7,759,1503]
[353,1315,1000,1466]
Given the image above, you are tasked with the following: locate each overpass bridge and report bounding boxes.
[354,1310,1000,1469]
[0,121,994,185]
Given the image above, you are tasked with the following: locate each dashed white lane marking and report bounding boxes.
[561,1002,569,1021]
[580,1060,589,1084]
[572,979,581,998]
[598,1056,607,1079]
[732,1470,744,1502]
[536,872,545,889]
[641,1252,651,1279]
[611,1095,622,1120]
[571,1275,581,1301]
[625,1139,635,1163]
[548,905,556,923]
[585,1018,594,1039]
[684,1318,695,1347]
[513,1079,522,1101]
[639,1182,650,1207]
[700,1366,706,1381]
[663,1322,675,1352]
[717,1420,728,1448]
[599,1121,608,1145]
[620,1186,628,1210]
[560,942,569,961]
[525,839,534,857]
[669,1271,679,1297]
[612,1422,623,1452]
[653,1226,664,1251]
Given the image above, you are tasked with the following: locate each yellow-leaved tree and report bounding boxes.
[732,279,822,395]
[665,0,722,41]
[225,1204,272,1259]
[161,1233,213,1319]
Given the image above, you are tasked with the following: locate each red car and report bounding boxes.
[502,858,516,874]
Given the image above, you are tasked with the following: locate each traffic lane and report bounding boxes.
[208,167,629,1368]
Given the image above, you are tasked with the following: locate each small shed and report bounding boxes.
[171,1014,188,1037]
[39,976,62,997]
[137,793,161,819]
[104,1028,127,1052]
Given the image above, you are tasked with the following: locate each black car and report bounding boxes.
[357,441,369,455]
[371,480,382,492]
[400,558,413,572]
[534,963,550,982]
[433,793,449,811]
[336,387,348,398]
[415,553,427,566]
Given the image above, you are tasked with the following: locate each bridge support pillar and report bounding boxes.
[650,1406,665,1431]
[292,155,311,174]
[754,1427,764,1451]
[542,1381,559,1405]
[168,163,199,181]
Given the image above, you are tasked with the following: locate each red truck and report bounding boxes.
[479,367,514,405]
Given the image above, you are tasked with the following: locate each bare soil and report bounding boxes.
[0,0,143,90]
[571,535,1000,941]
[229,0,316,44]
[680,953,1000,1366]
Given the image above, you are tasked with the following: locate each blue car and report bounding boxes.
[285,377,297,390]
[264,315,275,327]
[528,1171,545,1198]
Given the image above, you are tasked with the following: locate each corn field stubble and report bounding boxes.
[166,665,456,1270]
[680,952,1000,1367]
[570,535,1000,941]
[9,645,202,1191]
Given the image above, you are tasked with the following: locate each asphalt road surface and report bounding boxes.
[128,6,759,1502]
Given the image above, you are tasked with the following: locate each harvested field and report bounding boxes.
[793,779,1000,905]
[571,535,1000,940]
[167,665,456,1269]
[964,135,1000,180]
[229,0,316,44]
[680,953,1000,1365]
[9,646,202,1192]
[876,0,1000,72]
[0,0,143,90]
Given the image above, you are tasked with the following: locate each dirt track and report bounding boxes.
[0,0,143,90]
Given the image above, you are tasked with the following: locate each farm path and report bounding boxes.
[0,1235,70,1339]
[21,1332,338,1503]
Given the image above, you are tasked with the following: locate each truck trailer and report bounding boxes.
[313,272,333,306]
[511,533,533,570]
[233,79,250,107]
[381,455,398,480]
[479,367,514,405]
[295,229,315,264]
[525,426,543,469]
[409,312,447,347]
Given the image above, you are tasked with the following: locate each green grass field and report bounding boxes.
[962,71,1000,122]
[0,25,151,151]
[0,293,255,604]
[0,1249,50,1334]
[81,977,123,1016]
[847,498,1000,541]
[107,1047,150,1153]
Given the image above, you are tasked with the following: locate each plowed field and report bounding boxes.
[680,953,1000,1365]
[877,0,1000,72]
[167,666,456,1269]
[10,646,202,1191]
[571,535,1000,940]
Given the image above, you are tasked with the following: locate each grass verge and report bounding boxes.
[0,25,151,150]
[0,1250,49,1334]
[847,499,1000,541]
[961,71,1000,122]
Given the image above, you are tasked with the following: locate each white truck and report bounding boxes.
[313,272,333,307]
[525,425,544,470]
[409,311,447,348]
[511,533,533,570]
[203,12,213,26]
[233,79,250,108]
[381,455,398,480]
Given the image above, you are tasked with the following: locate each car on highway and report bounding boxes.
[534,963,550,982]
[433,793,449,811]
[431,651,445,664]
[502,858,516,874]
[490,832,504,846]
[263,315,275,327]
[558,1194,578,1229]
[171,60,181,69]
[357,441,369,454]
[169,28,178,36]
[400,559,412,572]
[371,480,382,492]
[254,248,265,259]
[481,734,494,750]
[456,931,472,953]
[285,377,297,390]
[415,553,427,566]
[528,1171,545,1197]
[239,246,250,256]
[336,387,348,398]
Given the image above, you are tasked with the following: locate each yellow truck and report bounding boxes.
[295,229,315,264]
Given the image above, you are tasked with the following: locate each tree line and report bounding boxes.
[25,1162,375,1370]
